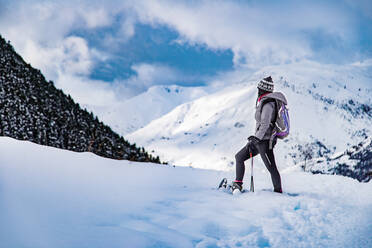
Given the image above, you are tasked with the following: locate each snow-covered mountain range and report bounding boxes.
[1,31,371,182]
[88,61,372,181]
[303,136,372,182]
[86,85,213,136]
[1,33,371,248]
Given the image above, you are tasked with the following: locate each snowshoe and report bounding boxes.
[218,178,228,189]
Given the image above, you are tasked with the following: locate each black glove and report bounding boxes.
[248,135,261,145]
[246,136,260,153]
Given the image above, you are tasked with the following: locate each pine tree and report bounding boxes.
[0,34,160,163]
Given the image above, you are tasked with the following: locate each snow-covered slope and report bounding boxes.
[126,61,372,176]
[0,35,158,162]
[303,137,372,182]
[84,85,212,136]
[1,137,371,247]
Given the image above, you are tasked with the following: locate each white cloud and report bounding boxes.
[351,59,372,67]
[0,2,102,70]
[22,36,95,80]
[113,63,187,97]
[50,62,188,109]
[55,74,118,108]
[77,6,113,28]
[130,63,181,86]
[0,0,369,110]
[0,0,366,73]
[132,0,355,68]
[0,0,363,72]
[0,1,135,70]
[119,13,137,41]
[0,0,137,106]
[17,36,121,108]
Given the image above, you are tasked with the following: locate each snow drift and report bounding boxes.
[1,137,371,247]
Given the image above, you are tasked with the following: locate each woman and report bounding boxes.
[232,76,287,193]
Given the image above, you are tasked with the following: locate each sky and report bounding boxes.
[0,0,371,106]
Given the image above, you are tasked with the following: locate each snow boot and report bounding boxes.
[231,181,243,193]
[274,188,283,194]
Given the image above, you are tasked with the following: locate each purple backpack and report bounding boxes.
[272,99,290,140]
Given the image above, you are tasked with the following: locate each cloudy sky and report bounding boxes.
[0,0,371,106]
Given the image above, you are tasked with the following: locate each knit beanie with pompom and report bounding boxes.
[257,76,274,92]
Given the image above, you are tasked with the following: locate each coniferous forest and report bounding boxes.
[0,35,160,163]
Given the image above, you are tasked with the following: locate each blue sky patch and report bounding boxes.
[71,23,234,83]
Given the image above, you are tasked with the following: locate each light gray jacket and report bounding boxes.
[255,92,287,140]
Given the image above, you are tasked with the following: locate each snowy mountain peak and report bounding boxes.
[121,62,372,182]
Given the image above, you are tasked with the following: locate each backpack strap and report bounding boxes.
[262,99,279,150]
[260,98,277,127]
[258,98,278,150]
[269,99,287,149]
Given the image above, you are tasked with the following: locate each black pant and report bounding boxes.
[235,140,282,191]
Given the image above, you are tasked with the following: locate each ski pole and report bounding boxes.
[250,152,254,192]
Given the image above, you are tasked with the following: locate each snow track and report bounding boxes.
[1,137,371,247]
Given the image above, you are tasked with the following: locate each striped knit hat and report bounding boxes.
[257,76,274,92]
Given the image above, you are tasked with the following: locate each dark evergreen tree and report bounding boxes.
[0,34,160,163]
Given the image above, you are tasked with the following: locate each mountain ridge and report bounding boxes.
[0,34,160,163]
[124,62,372,181]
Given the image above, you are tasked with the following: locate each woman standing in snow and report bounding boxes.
[232,76,287,193]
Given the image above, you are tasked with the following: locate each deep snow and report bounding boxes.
[1,137,371,248]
